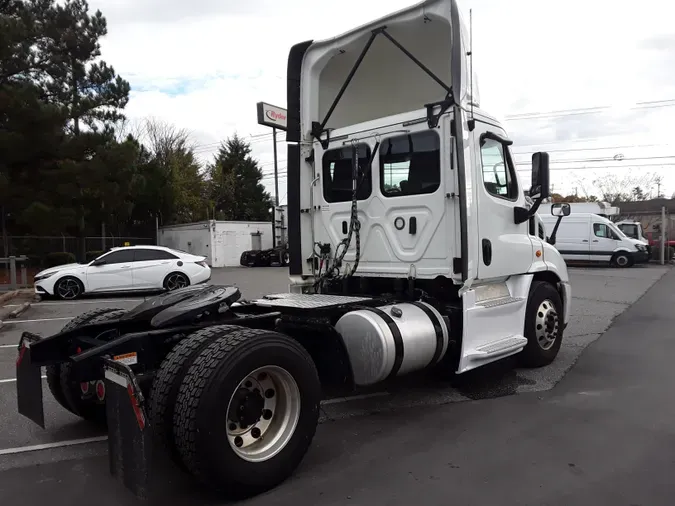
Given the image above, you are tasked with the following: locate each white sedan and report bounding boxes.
[33,246,212,300]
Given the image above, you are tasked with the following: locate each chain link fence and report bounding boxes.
[1,236,155,288]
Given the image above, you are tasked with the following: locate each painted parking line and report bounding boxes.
[0,436,108,456]
[4,298,146,308]
[0,375,47,384]
[3,316,73,324]
[0,344,17,349]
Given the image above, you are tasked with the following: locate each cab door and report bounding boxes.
[472,122,534,280]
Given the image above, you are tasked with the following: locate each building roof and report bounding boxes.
[617,198,675,214]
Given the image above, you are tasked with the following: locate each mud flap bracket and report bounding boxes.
[103,358,153,500]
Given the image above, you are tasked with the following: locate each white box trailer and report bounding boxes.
[159,220,273,267]
[542,201,620,218]
[16,0,574,500]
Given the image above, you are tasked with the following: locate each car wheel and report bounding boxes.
[54,276,84,300]
[612,252,632,268]
[164,272,190,291]
[282,251,290,266]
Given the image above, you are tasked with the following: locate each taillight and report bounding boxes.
[196,261,208,268]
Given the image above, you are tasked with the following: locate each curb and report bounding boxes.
[8,301,32,319]
[0,290,19,306]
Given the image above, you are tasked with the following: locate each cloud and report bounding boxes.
[87,0,675,199]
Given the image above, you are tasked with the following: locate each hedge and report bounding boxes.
[44,252,76,268]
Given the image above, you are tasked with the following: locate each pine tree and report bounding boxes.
[208,135,273,221]
[40,0,129,133]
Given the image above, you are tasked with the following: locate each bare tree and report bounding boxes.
[592,171,658,204]
[141,117,196,162]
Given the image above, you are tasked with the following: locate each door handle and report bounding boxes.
[409,217,417,235]
[119,265,131,269]
[592,240,599,243]
[482,239,492,266]
[582,240,588,242]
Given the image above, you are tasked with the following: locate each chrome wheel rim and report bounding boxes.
[535,299,559,351]
[226,365,301,463]
[166,273,188,290]
[58,279,81,299]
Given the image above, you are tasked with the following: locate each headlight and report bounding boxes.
[34,272,55,282]
[635,244,646,252]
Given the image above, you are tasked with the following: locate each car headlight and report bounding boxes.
[34,272,55,282]
[635,244,646,252]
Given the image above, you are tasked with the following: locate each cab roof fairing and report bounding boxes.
[297,0,478,143]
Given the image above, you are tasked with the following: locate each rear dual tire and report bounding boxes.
[150,325,321,499]
[46,307,126,425]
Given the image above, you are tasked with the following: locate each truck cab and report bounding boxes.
[616,220,651,256]
[285,0,571,373]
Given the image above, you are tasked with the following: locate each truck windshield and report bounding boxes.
[618,224,639,239]
[609,224,626,239]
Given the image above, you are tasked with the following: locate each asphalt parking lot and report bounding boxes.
[0,263,671,503]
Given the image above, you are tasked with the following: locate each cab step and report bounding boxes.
[476,296,524,308]
[465,335,528,360]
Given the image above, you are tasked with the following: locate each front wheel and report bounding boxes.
[173,327,321,498]
[612,252,633,268]
[54,276,84,300]
[519,281,563,368]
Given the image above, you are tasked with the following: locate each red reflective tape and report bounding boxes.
[16,344,26,367]
[127,383,146,431]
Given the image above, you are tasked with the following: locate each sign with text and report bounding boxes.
[256,102,287,131]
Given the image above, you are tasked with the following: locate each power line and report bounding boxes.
[515,155,675,165]
[505,99,675,121]
[512,142,674,156]
[516,162,675,173]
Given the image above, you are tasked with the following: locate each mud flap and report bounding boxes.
[103,358,153,500]
[16,332,45,428]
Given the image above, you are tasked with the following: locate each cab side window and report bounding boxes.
[479,138,518,200]
[593,223,608,238]
[322,143,372,203]
[594,223,619,239]
[379,131,441,197]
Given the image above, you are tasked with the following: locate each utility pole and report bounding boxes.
[660,206,666,265]
[657,179,662,198]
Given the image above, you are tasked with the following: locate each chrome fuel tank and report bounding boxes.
[334,302,449,386]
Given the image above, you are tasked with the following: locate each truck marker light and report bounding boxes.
[16,344,27,367]
[114,352,138,366]
[536,250,542,258]
[127,383,146,430]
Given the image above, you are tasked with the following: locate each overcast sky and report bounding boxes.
[88,0,675,203]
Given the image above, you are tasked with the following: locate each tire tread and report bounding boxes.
[148,324,243,465]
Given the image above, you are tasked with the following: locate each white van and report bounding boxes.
[539,213,649,267]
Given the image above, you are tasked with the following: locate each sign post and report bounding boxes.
[256,102,287,249]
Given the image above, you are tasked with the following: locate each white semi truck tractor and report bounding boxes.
[15,0,571,500]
